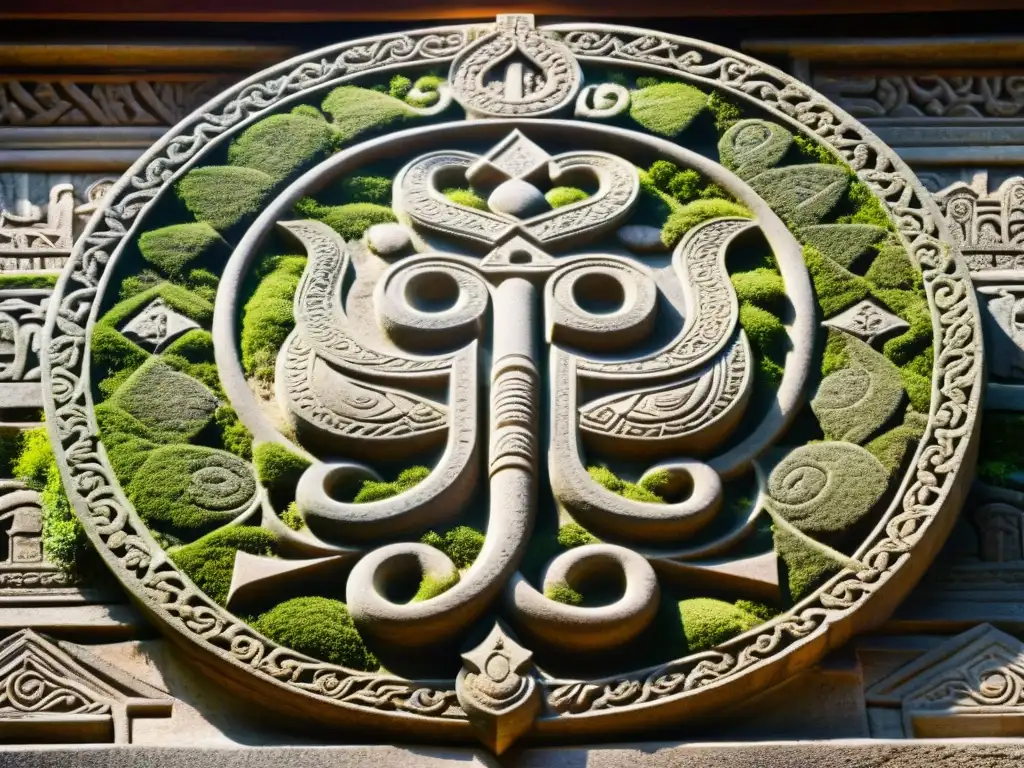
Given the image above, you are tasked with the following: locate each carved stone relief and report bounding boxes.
[35,14,979,753]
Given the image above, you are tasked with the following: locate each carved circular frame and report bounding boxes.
[41,20,983,745]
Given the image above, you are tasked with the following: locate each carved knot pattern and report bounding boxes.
[0,657,109,716]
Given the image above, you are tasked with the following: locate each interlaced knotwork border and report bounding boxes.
[40,19,981,741]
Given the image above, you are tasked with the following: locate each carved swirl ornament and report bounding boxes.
[41,15,982,752]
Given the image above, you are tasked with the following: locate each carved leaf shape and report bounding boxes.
[748,164,850,227]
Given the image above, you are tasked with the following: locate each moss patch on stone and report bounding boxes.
[333,175,392,205]
[866,413,928,477]
[874,289,932,367]
[241,254,306,384]
[748,164,849,227]
[739,303,787,361]
[546,582,584,606]
[0,273,58,289]
[731,268,786,313]
[281,502,304,532]
[774,527,842,603]
[171,525,277,605]
[444,188,488,211]
[837,180,891,229]
[718,119,793,179]
[413,572,460,602]
[557,522,599,549]
[294,199,396,241]
[546,187,589,208]
[866,241,922,291]
[803,245,872,318]
[587,466,665,504]
[353,466,429,504]
[800,224,886,270]
[321,86,414,144]
[254,442,311,509]
[110,358,218,443]
[252,596,377,670]
[176,166,276,232]
[706,91,744,134]
[421,525,485,569]
[227,111,338,182]
[629,82,708,138]
[678,598,759,652]
[661,199,752,248]
[126,445,258,536]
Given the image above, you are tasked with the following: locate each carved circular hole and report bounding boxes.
[572,272,625,315]
[405,270,460,313]
[509,250,532,265]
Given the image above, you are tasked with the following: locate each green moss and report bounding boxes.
[241,255,306,383]
[739,303,787,359]
[443,188,488,211]
[734,599,781,622]
[254,442,310,507]
[629,82,708,138]
[407,75,446,108]
[176,166,276,232]
[353,466,429,504]
[557,522,599,549]
[800,224,887,270]
[718,119,793,179]
[294,199,396,241]
[587,465,665,504]
[837,180,891,228]
[546,582,584,606]
[875,289,932,367]
[14,428,83,573]
[866,414,928,476]
[793,134,839,166]
[227,112,338,183]
[774,527,842,602]
[126,445,258,535]
[977,412,1024,486]
[666,169,703,202]
[678,598,759,652]
[0,273,58,289]
[171,525,277,605]
[757,355,785,388]
[413,571,460,602]
[661,199,752,248]
[706,90,744,133]
[421,525,485,569]
[899,369,932,413]
[252,596,377,670]
[110,358,218,442]
[804,244,872,317]
[335,175,392,205]
[748,164,849,227]
[388,75,413,101]
[118,271,162,301]
[812,331,906,444]
[321,86,413,144]
[281,501,304,531]
[545,186,589,208]
[865,241,921,291]
[731,269,786,313]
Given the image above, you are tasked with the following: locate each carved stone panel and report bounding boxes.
[39,15,980,752]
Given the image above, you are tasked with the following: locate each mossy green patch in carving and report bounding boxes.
[587,466,665,504]
[757,355,785,388]
[406,74,446,108]
[799,224,886,270]
[127,445,258,536]
[629,82,708,138]
[707,90,744,134]
[171,525,276,606]
[253,442,311,508]
[678,598,759,652]
[734,599,781,622]
[0,273,58,289]
[227,111,338,183]
[241,254,306,384]
[334,175,392,205]
[874,288,932,367]
[661,199,752,248]
[731,268,786,313]
[294,198,396,241]
[557,522,599,549]
[812,331,906,444]
[95,403,159,480]
[110,358,218,443]
[14,427,83,573]
[837,180,891,229]
[281,502,304,532]
[774,527,842,602]
[718,119,793,180]
[748,164,849,227]
[321,86,414,144]
[413,572,460,602]
[444,188,488,211]
[865,240,921,291]
[546,186,589,208]
[739,303,787,361]
[421,525,485,569]
[866,412,928,477]
[546,582,584,606]
[977,411,1024,487]
[792,134,839,166]
[899,368,932,413]
[389,75,413,101]
[176,166,276,232]
[803,244,872,318]
[353,465,429,504]
[252,596,377,670]
[767,442,889,536]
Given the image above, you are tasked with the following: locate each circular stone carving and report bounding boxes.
[41,14,982,753]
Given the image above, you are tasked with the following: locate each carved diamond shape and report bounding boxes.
[466,129,551,187]
[120,298,200,351]
[822,298,909,344]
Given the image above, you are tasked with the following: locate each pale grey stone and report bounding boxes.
[615,224,666,253]
[366,222,412,256]
[487,178,548,218]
